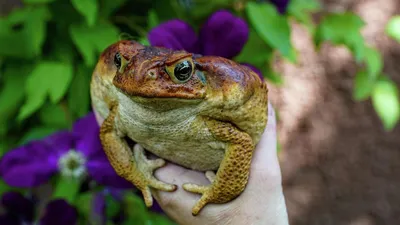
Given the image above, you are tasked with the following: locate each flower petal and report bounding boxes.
[87,158,134,189]
[198,10,249,58]
[39,199,78,225]
[42,131,77,166]
[104,188,125,201]
[148,19,199,52]
[72,112,102,158]
[91,192,106,225]
[241,63,264,81]
[0,138,64,187]
[0,213,20,225]
[270,0,290,14]
[150,200,164,214]
[1,191,34,222]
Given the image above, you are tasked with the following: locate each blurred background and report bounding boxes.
[0,0,400,224]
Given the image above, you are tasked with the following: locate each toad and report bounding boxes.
[90,40,268,216]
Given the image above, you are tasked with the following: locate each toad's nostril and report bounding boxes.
[147,70,157,79]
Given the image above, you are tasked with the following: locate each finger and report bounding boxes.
[251,101,279,170]
[151,163,224,221]
[247,101,282,190]
[151,163,209,204]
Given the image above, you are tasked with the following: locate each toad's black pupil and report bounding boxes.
[114,52,121,69]
[174,61,192,81]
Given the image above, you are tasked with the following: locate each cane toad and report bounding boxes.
[90,40,268,216]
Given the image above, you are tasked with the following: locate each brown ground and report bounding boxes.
[273,0,400,224]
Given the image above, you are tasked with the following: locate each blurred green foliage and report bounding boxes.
[386,16,400,43]
[314,12,399,130]
[0,0,400,223]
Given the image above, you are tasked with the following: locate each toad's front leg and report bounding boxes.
[183,118,255,216]
[99,103,177,207]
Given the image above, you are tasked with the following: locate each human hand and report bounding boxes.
[150,102,289,225]
[94,102,289,225]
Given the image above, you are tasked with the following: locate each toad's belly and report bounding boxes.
[118,114,226,171]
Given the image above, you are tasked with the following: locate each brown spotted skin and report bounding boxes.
[90,40,268,216]
[183,118,255,215]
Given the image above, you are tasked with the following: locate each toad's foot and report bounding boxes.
[100,103,177,208]
[182,119,255,216]
[133,144,177,206]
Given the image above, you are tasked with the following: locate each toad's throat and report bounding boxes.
[128,95,204,111]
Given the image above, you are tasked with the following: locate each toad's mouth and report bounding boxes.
[128,95,204,111]
[113,74,206,101]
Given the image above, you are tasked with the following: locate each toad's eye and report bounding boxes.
[166,59,194,83]
[174,61,192,81]
[114,52,121,69]
[114,52,128,73]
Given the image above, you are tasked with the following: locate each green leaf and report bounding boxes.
[18,61,73,121]
[364,46,383,79]
[18,86,47,121]
[0,124,7,138]
[147,9,160,30]
[19,126,59,145]
[353,70,375,100]
[386,16,400,43]
[288,0,320,13]
[24,0,55,3]
[70,22,120,66]
[0,180,13,197]
[0,6,50,58]
[277,141,282,153]
[315,12,366,62]
[68,65,91,120]
[52,176,81,204]
[246,2,296,63]
[138,36,150,46]
[0,66,30,125]
[39,104,69,128]
[371,76,400,130]
[170,0,229,20]
[123,192,149,223]
[75,192,94,216]
[99,0,128,17]
[48,67,74,104]
[287,0,321,33]
[105,194,121,218]
[52,41,76,64]
[265,70,284,85]
[71,0,98,26]
[235,29,273,66]
[0,143,7,158]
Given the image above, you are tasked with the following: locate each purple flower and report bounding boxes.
[0,191,78,225]
[0,112,133,189]
[91,192,107,225]
[39,199,78,225]
[148,9,264,80]
[269,0,290,14]
[0,191,34,224]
